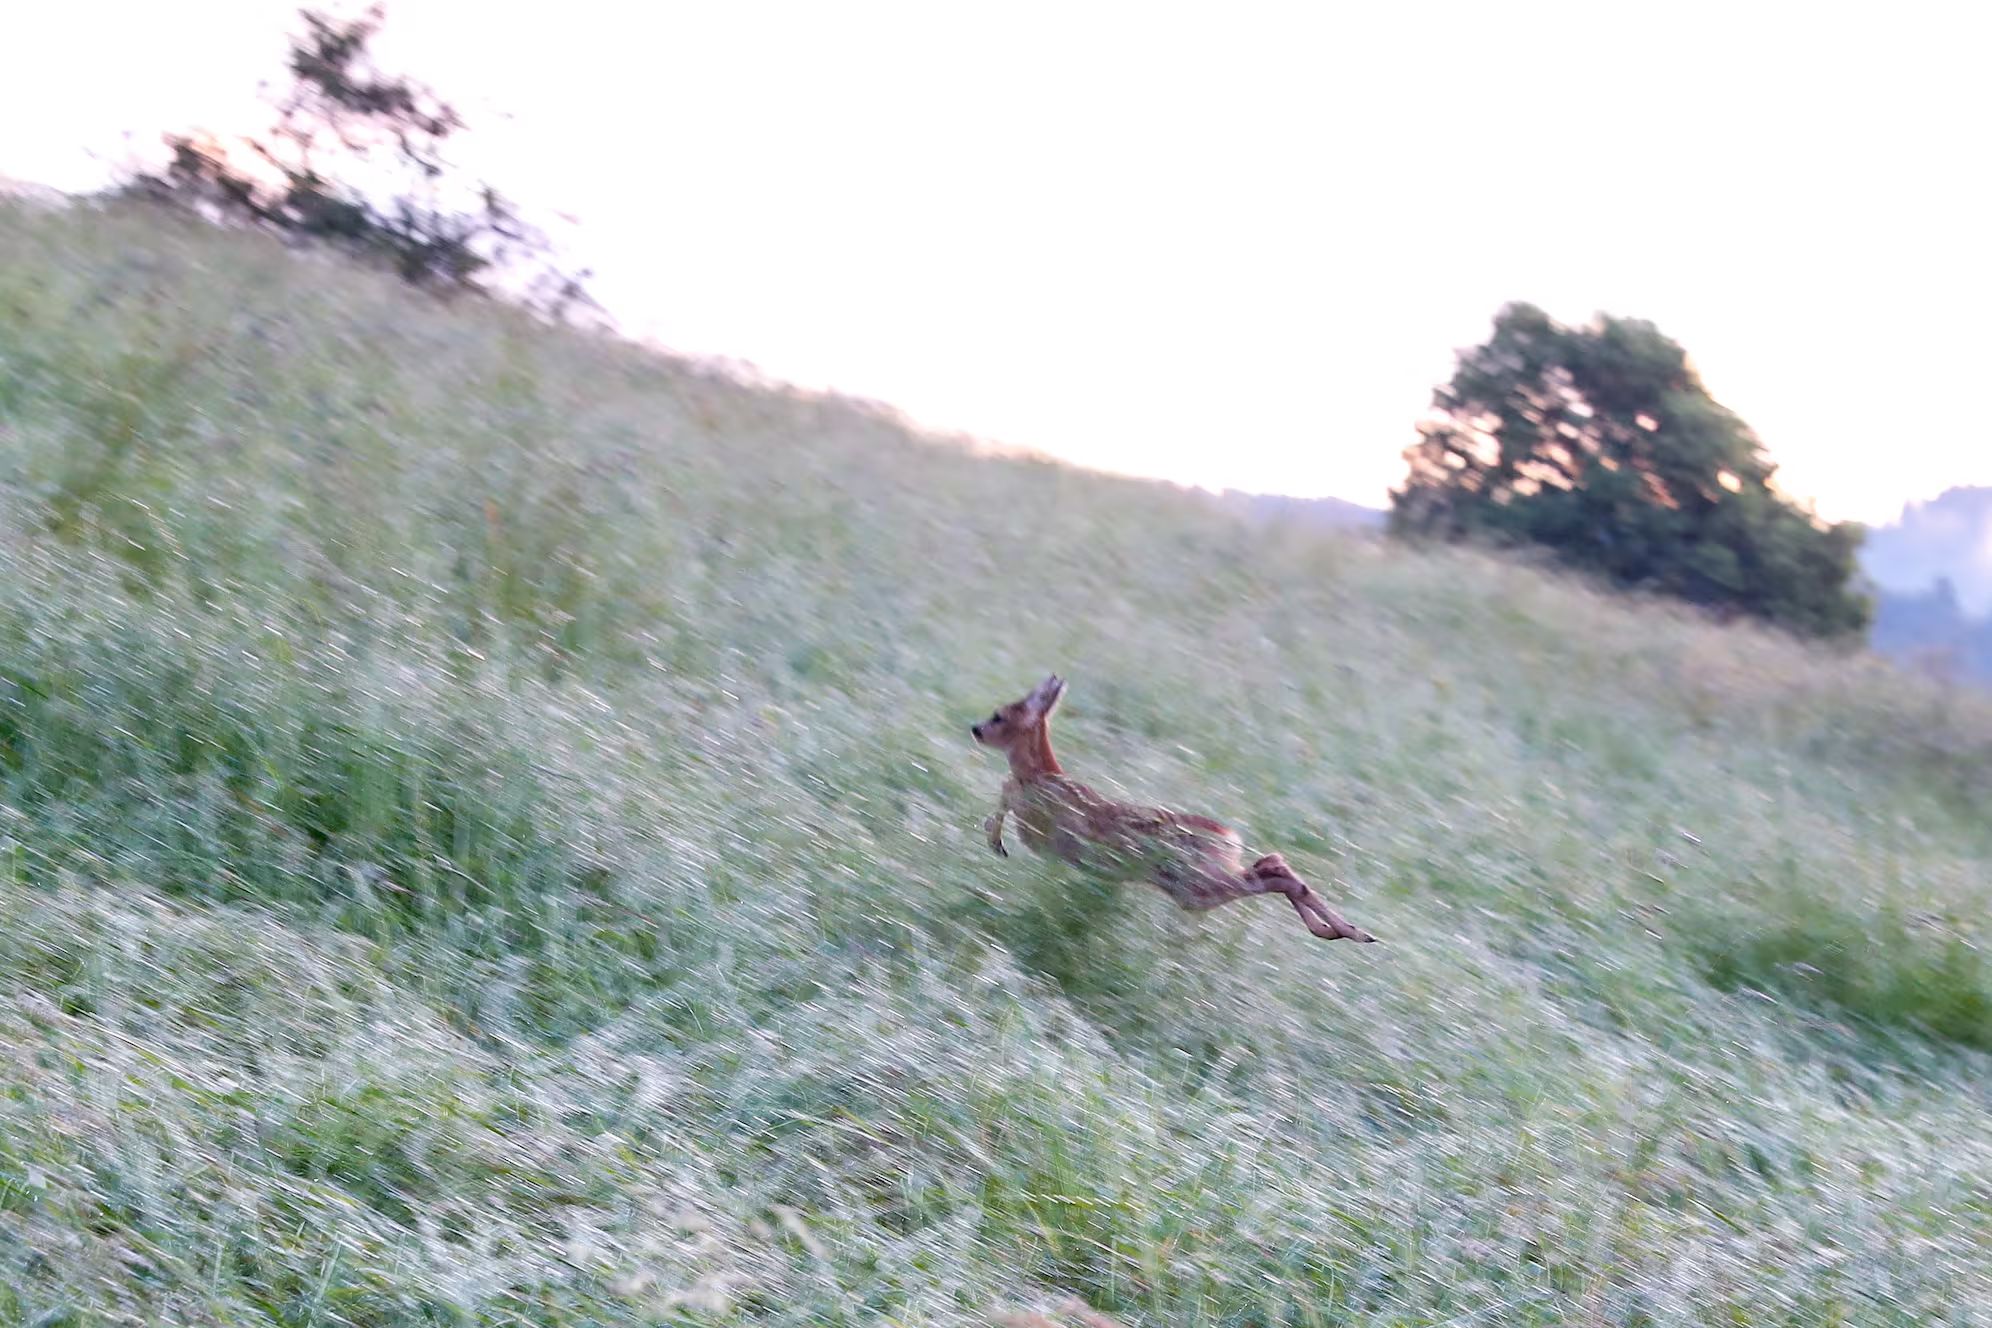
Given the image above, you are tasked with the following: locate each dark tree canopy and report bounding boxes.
[1391,303,1870,639]
[119,6,594,321]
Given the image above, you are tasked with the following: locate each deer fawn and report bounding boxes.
[971,674,1377,944]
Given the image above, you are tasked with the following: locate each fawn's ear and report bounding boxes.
[1026,673,1066,719]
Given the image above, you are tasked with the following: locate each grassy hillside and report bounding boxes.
[2,197,1991,1327]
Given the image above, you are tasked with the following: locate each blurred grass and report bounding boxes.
[2,195,1991,1324]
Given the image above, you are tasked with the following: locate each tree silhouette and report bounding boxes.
[1392,303,1870,639]
[120,6,594,321]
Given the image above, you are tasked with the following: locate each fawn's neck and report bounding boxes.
[1007,724,1064,781]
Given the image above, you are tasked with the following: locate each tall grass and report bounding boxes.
[2,196,1991,1325]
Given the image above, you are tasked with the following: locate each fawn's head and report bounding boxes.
[972,674,1066,768]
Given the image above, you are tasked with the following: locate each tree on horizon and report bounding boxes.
[1391,302,1870,640]
[115,5,595,321]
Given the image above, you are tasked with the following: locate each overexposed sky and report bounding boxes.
[7,1,1989,523]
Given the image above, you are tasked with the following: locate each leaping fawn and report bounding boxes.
[972,674,1377,944]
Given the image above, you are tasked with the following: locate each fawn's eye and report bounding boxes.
[990,712,1003,724]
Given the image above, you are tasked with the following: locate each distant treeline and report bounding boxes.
[1871,580,1992,683]
[1862,487,1992,684]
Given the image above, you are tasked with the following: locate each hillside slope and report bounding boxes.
[3,199,1991,1326]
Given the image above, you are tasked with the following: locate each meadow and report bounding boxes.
[2,197,1991,1325]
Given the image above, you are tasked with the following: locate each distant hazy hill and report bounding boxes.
[1871,580,1992,683]
[1210,489,1388,531]
[1864,486,1992,613]
[1862,487,1992,681]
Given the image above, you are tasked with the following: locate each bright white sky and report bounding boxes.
[6,1,1989,523]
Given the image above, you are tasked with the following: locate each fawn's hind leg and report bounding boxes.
[1249,854,1377,943]
[1164,852,1377,943]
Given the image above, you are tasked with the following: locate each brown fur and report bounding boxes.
[972,674,1376,943]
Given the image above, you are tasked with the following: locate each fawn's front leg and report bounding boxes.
[985,808,1009,858]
